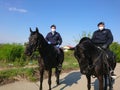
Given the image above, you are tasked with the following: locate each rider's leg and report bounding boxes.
[54,46,62,70]
[106,49,116,77]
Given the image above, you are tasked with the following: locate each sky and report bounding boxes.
[0,0,120,46]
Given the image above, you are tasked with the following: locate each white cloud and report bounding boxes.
[8,7,27,13]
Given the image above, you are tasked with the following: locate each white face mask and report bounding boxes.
[51,29,56,32]
[99,27,104,30]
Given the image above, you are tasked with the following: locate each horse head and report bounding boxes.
[25,27,43,56]
[74,44,89,74]
[74,37,94,74]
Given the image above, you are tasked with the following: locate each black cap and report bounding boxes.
[97,22,105,27]
[50,24,56,29]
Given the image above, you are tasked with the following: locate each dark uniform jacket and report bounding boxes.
[92,29,113,47]
[46,31,62,45]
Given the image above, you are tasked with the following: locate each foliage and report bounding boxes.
[110,42,120,62]
[63,50,79,69]
[74,31,92,43]
[0,43,25,62]
[0,42,120,83]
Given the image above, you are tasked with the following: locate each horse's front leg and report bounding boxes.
[86,75,91,90]
[98,75,103,90]
[48,69,52,90]
[55,67,61,85]
[40,68,44,90]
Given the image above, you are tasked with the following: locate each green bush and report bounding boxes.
[110,42,120,62]
[63,50,79,69]
[0,44,25,62]
[1,42,120,83]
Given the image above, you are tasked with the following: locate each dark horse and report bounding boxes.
[74,37,116,90]
[25,27,64,90]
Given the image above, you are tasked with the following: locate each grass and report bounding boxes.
[0,67,39,85]
[63,50,79,70]
[1,50,119,85]
[0,43,120,85]
[0,50,79,84]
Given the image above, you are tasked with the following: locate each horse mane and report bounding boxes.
[79,37,91,44]
[37,31,48,46]
[78,37,93,51]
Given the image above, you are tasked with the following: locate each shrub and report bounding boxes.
[110,42,120,62]
[0,43,25,62]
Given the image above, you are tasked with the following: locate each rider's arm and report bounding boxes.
[57,33,62,45]
[91,31,98,44]
[106,29,113,46]
[45,33,50,42]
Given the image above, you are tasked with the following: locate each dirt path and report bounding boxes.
[0,63,120,90]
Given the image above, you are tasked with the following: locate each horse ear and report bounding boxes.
[30,27,33,33]
[36,27,39,33]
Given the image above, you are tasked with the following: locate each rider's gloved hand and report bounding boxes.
[102,44,108,49]
[48,41,51,44]
[56,45,60,48]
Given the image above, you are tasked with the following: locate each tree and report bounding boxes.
[74,31,92,43]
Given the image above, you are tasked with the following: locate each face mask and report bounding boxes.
[99,27,104,30]
[51,29,56,32]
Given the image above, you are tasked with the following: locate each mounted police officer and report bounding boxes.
[46,25,62,70]
[46,24,62,49]
[92,22,116,76]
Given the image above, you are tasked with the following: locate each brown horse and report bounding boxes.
[74,37,116,90]
[25,27,64,90]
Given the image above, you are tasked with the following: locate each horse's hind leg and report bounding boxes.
[104,75,108,90]
[48,69,52,90]
[40,68,44,90]
[108,74,113,90]
[86,75,91,90]
[55,67,61,85]
[98,75,103,90]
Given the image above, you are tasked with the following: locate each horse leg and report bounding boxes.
[108,74,113,90]
[55,67,61,85]
[48,69,52,90]
[98,75,103,90]
[104,75,108,90]
[40,68,44,90]
[86,75,91,90]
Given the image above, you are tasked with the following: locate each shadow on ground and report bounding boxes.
[52,71,82,90]
[91,77,115,90]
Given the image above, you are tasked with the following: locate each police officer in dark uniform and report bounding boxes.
[92,22,116,76]
[92,22,113,48]
[46,25,62,70]
[46,24,62,48]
